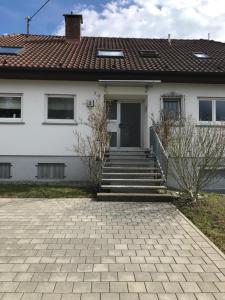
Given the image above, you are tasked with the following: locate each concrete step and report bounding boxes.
[103,167,160,172]
[106,152,150,156]
[102,172,162,178]
[101,178,164,183]
[106,156,154,161]
[104,161,157,166]
[108,149,149,152]
[97,192,175,201]
[101,185,167,190]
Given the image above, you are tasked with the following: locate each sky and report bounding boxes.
[1,0,225,41]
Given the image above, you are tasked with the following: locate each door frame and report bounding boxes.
[108,100,143,149]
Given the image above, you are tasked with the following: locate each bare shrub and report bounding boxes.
[74,97,110,190]
[152,113,225,202]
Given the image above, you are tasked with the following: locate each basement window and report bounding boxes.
[0,163,11,179]
[193,52,209,59]
[37,163,65,180]
[97,50,124,57]
[139,49,159,58]
[0,47,23,55]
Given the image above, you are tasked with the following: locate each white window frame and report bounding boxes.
[0,93,23,123]
[45,94,77,124]
[198,97,225,124]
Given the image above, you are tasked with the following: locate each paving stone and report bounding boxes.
[101,293,119,300]
[35,282,55,293]
[180,282,201,293]
[0,199,225,300]
[163,282,183,293]
[73,282,91,293]
[145,282,165,293]
[101,272,117,281]
[54,282,73,293]
[139,294,158,300]
[195,293,216,300]
[81,294,100,300]
[198,282,219,293]
[110,282,128,292]
[67,273,84,282]
[21,294,42,300]
[16,282,37,292]
[158,294,178,300]
[61,294,81,300]
[1,293,23,300]
[41,294,62,300]
[176,294,197,300]
[119,293,139,300]
[0,282,19,292]
[118,272,135,281]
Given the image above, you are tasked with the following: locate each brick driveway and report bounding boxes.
[0,198,224,300]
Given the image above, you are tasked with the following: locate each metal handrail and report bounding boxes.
[150,127,169,182]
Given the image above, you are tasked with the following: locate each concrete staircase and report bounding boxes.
[97,149,173,201]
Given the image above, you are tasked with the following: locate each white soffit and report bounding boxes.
[98,80,161,87]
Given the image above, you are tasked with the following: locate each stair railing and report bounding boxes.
[150,127,169,183]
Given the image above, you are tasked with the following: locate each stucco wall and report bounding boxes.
[1,79,225,187]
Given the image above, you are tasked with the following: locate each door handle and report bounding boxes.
[119,123,123,128]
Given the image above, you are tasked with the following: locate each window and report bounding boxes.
[216,101,225,121]
[162,97,181,120]
[0,95,22,119]
[106,101,117,120]
[199,99,225,122]
[47,95,75,121]
[193,52,209,59]
[0,163,11,179]
[37,163,65,179]
[0,47,23,55]
[199,100,212,121]
[97,50,124,57]
[139,49,159,58]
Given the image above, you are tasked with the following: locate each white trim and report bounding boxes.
[44,94,77,124]
[0,93,23,123]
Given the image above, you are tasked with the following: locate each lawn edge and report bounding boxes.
[175,205,225,258]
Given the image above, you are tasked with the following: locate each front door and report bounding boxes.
[120,103,141,147]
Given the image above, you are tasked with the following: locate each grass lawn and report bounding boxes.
[0,184,94,198]
[174,193,225,254]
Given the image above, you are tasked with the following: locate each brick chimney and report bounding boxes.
[63,13,83,41]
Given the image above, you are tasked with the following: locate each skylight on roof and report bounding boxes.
[0,47,23,55]
[193,52,209,59]
[139,49,159,58]
[97,50,124,57]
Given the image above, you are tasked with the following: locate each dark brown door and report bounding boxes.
[120,103,141,147]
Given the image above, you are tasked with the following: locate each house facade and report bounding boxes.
[1,14,225,190]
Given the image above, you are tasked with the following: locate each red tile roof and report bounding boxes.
[1,34,225,74]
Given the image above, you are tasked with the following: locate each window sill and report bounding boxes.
[196,123,225,127]
[0,121,25,124]
[42,122,78,126]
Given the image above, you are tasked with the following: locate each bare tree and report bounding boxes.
[163,117,225,202]
[73,97,110,190]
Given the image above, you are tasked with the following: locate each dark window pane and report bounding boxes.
[216,101,225,121]
[199,100,212,121]
[106,101,117,120]
[163,98,181,120]
[109,132,117,147]
[0,97,21,118]
[48,97,74,120]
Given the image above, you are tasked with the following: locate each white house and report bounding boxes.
[0,14,225,191]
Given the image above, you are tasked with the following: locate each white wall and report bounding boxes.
[1,79,225,156]
[0,80,103,156]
